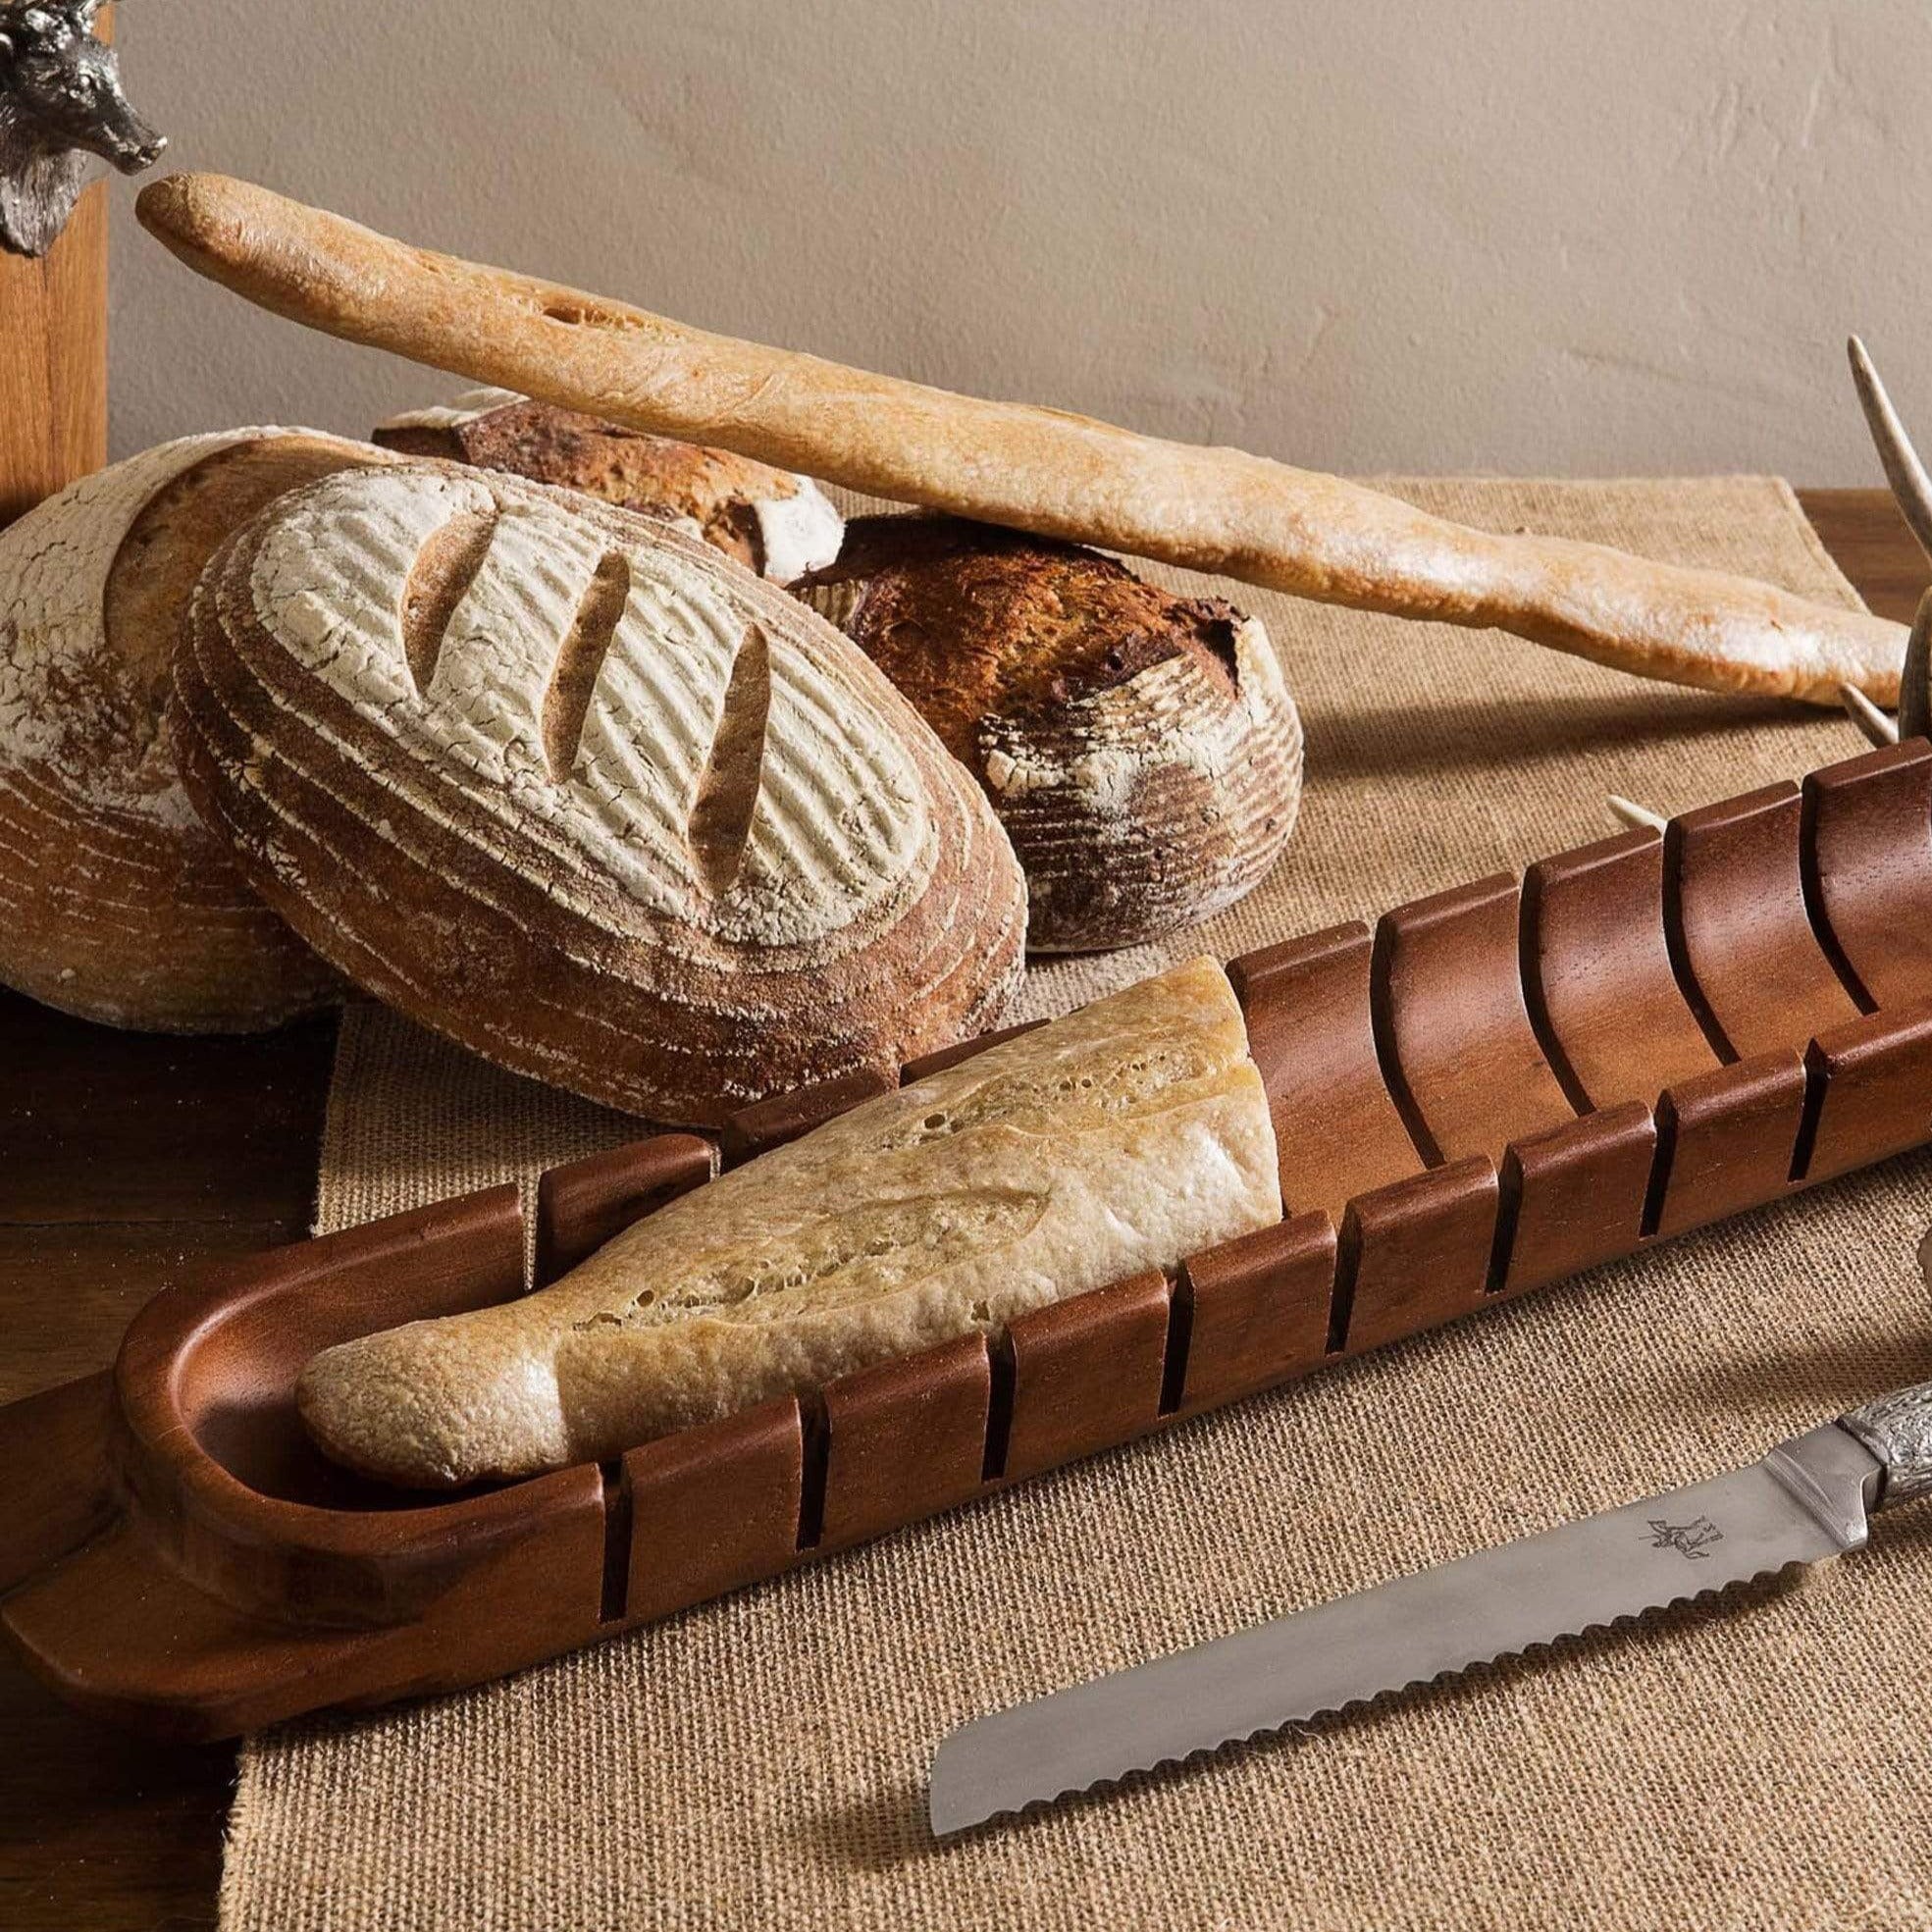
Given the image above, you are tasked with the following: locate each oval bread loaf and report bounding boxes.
[0,430,386,1029]
[375,389,844,583]
[172,459,1027,1122]
[298,956,1280,1487]
[796,516,1303,952]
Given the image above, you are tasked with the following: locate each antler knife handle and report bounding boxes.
[1840,1383,1932,1508]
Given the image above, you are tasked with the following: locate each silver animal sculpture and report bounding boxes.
[0,0,163,257]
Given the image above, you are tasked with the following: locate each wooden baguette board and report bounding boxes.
[5,736,1932,1739]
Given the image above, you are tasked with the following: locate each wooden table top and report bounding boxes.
[0,487,1921,1931]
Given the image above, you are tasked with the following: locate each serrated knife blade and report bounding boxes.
[929,1375,1932,1838]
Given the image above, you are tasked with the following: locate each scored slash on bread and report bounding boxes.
[296,957,1281,1488]
[171,459,1028,1123]
[796,516,1304,951]
[0,429,388,1030]
[375,389,844,584]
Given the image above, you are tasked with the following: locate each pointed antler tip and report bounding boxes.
[1838,680,1900,748]
[1849,335,1932,569]
[1606,794,1668,834]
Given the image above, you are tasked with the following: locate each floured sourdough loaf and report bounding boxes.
[174,459,1027,1121]
[375,389,843,583]
[299,957,1279,1487]
[0,429,386,1029]
[796,517,1303,952]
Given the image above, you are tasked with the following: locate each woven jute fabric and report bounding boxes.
[225,479,1932,1931]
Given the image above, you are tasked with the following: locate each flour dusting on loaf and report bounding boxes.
[377,386,528,432]
[298,957,1280,1487]
[0,430,382,1029]
[174,460,1026,1119]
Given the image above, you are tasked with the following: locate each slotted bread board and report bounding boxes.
[5,739,1932,1737]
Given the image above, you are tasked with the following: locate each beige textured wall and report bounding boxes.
[106,0,1928,483]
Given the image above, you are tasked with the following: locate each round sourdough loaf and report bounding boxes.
[795,516,1304,952]
[0,430,387,1030]
[172,461,1027,1123]
[374,390,843,583]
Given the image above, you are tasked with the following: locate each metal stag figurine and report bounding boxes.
[0,0,164,257]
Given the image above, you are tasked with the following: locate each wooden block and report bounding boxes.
[1176,1213,1336,1413]
[1802,742,1932,1012]
[1374,875,1577,1162]
[1002,1272,1171,1482]
[1524,829,1721,1108]
[1669,783,1861,1059]
[624,1399,805,1624]
[717,1066,897,1167]
[1802,1005,1932,1183]
[1336,1158,1499,1354]
[1497,1102,1656,1295]
[534,1134,714,1284]
[900,1019,1046,1083]
[817,1334,990,1550]
[1227,922,1424,1221]
[0,179,107,528]
[1649,1050,1807,1239]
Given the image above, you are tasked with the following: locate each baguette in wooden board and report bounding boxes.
[297,956,1279,1488]
[137,170,1905,707]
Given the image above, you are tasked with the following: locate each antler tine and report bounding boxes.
[1850,336,1932,567]
[1839,679,1901,748]
[1901,586,1932,743]
[1606,794,1669,835]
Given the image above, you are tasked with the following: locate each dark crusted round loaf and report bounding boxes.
[171,461,1026,1123]
[795,516,1303,952]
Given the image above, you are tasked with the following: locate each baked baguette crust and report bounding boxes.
[173,460,1026,1122]
[0,430,384,1029]
[797,515,1303,951]
[297,956,1279,1487]
[139,171,1904,706]
[375,389,842,582]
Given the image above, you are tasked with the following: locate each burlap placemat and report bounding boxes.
[224,480,1932,1931]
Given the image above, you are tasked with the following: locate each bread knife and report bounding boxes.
[928,1331,1932,1837]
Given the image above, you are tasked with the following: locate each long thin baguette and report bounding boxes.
[137,171,1903,707]
[296,956,1280,1488]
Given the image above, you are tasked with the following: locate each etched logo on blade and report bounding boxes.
[1646,1516,1724,1559]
